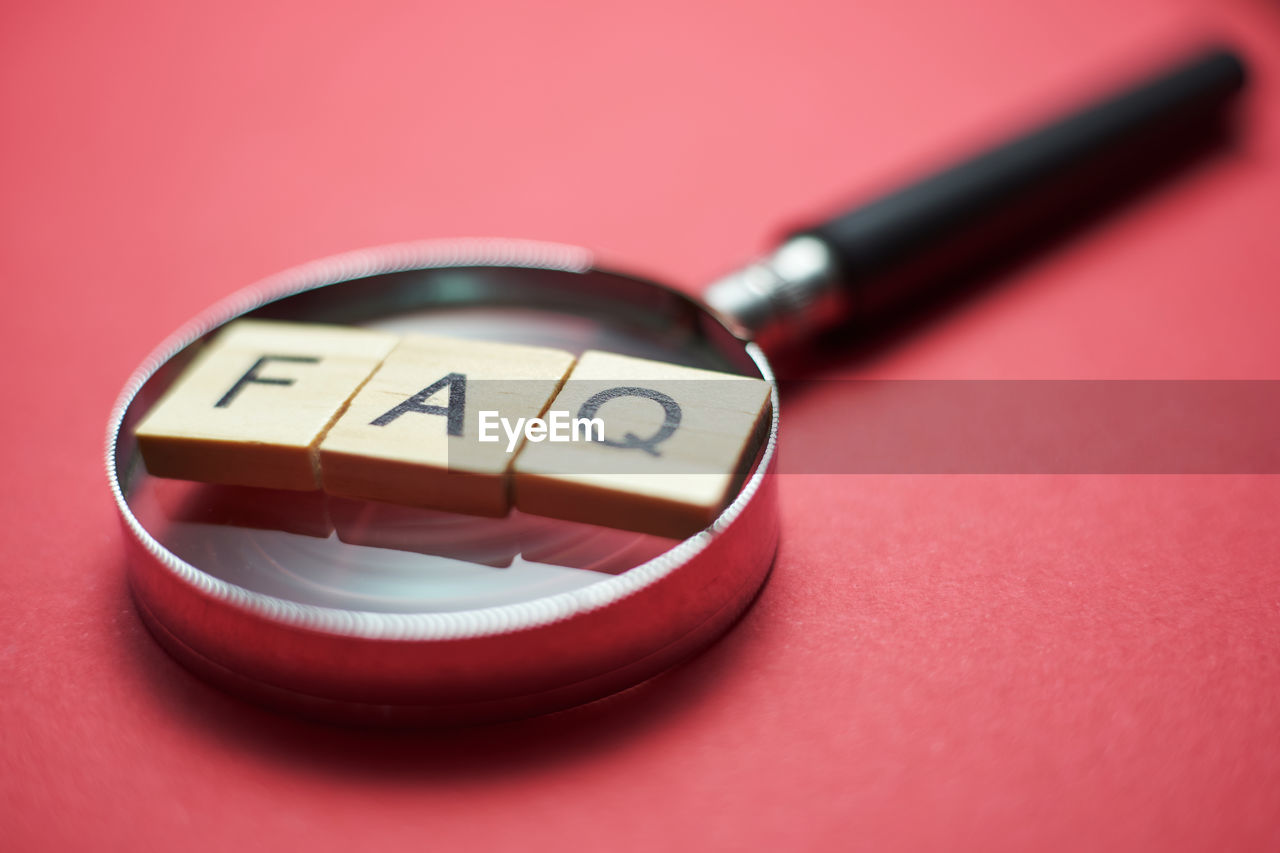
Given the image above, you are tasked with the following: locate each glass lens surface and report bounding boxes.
[118,265,761,613]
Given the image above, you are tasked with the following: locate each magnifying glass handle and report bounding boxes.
[706,46,1248,347]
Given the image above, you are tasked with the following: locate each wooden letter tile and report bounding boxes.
[135,319,398,490]
[318,335,576,517]
[512,350,772,539]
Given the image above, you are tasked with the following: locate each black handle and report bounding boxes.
[797,47,1246,317]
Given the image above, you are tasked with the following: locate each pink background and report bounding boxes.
[4,0,1278,849]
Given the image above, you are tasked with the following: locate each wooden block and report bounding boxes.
[512,350,772,539]
[135,319,398,490]
[318,334,576,517]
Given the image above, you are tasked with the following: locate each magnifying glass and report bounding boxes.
[106,47,1245,724]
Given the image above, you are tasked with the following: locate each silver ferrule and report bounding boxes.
[703,235,847,347]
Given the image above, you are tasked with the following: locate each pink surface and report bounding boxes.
[3,1,1279,850]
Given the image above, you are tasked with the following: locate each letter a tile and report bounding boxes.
[318,335,575,516]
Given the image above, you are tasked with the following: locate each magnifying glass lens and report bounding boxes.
[117,272,763,617]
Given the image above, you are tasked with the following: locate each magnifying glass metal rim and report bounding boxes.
[105,237,780,721]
